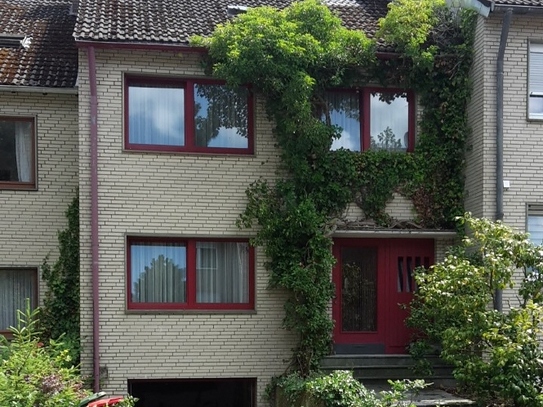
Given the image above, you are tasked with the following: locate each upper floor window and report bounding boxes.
[0,117,36,189]
[529,43,543,120]
[127,237,254,310]
[125,77,253,154]
[0,268,37,335]
[323,89,414,152]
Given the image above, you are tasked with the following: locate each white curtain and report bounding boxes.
[0,269,35,330]
[15,121,32,182]
[129,85,185,146]
[196,242,249,303]
[131,243,186,303]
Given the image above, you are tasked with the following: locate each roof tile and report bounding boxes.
[0,0,77,88]
[74,0,391,44]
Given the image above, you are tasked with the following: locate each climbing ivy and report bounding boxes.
[40,195,80,365]
[192,0,474,375]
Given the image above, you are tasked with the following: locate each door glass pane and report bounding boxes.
[341,247,377,332]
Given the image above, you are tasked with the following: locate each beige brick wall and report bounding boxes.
[77,48,296,403]
[78,46,464,403]
[0,90,78,302]
[468,12,543,308]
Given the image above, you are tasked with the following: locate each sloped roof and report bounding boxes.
[74,0,390,45]
[0,0,77,88]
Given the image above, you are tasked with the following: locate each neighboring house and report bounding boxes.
[465,1,543,307]
[0,0,78,337]
[0,0,516,406]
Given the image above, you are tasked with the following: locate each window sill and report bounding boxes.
[0,182,37,191]
[125,309,257,315]
[123,146,256,157]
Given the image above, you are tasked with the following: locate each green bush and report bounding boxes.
[0,304,89,407]
[274,370,425,407]
[409,214,543,406]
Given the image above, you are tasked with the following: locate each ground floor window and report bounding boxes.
[128,378,255,407]
[0,268,37,335]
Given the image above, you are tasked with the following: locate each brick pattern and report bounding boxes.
[77,48,464,404]
[0,91,78,302]
[77,48,295,403]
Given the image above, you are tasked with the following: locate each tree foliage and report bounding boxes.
[192,0,475,374]
[409,214,543,406]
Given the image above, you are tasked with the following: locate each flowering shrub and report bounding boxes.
[0,304,89,407]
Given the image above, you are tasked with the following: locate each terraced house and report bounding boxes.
[2,0,543,405]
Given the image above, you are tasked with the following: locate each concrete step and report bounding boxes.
[320,354,454,382]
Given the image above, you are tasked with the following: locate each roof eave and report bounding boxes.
[491,2,543,13]
[75,39,207,53]
[0,84,78,94]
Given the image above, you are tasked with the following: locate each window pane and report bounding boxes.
[0,269,35,330]
[130,242,186,303]
[324,91,361,151]
[196,242,249,303]
[194,84,248,148]
[370,93,409,152]
[128,85,185,146]
[528,215,543,245]
[0,119,33,183]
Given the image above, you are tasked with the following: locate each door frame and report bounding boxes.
[332,238,434,354]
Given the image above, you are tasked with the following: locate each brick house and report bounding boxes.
[3,0,542,405]
[465,1,543,308]
[0,0,78,337]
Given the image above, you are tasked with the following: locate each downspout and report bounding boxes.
[87,45,101,392]
[494,9,512,312]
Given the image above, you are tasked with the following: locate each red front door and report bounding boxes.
[332,238,434,354]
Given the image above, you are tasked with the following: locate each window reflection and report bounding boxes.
[370,93,409,152]
[194,84,249,148]
[128,85,185,146]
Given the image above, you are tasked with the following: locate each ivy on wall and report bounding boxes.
[41,195,81,365]
[192,0,475,375]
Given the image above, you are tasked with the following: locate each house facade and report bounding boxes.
[465,1,543,308]
[0,0,78,337]
[2,0,532,405]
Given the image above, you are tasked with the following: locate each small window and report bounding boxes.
[0,117,36,189]
[529,43,543,120]
[125,77,253,154]
[127,238,254,310]
[0,268,37,334]
[527,204,543,245]
[323,88,414,152]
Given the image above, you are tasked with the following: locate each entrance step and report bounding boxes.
[320,355,471,406]
[365,383,474,406]
[320,354,454,384]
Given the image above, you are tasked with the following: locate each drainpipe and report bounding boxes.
[494,9,512,312]
[87,45,101,392]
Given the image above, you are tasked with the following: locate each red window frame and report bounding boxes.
[327,88,415,152]
[0,117,36,190]
[0,267,38,337]
[126,237,255,310]
[124,76,254,154]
